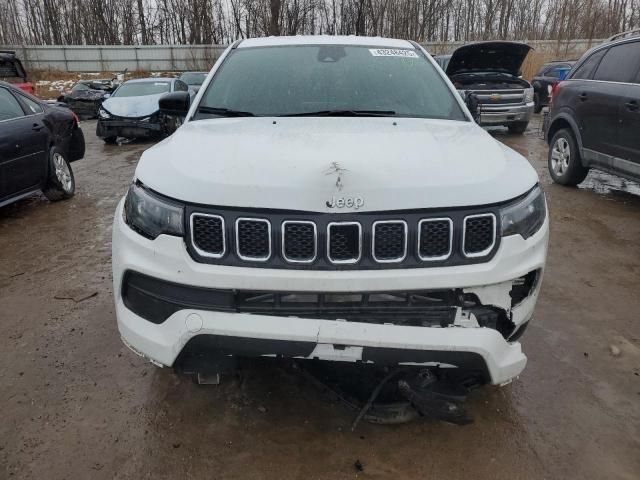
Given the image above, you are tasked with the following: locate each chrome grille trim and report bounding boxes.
[327,221,362,265]
[372,220,407,263]
[462,213,496,258]
[190,213,226,259]
[281,220,318,264]
[417,217,453,261]
[235,217,272,262]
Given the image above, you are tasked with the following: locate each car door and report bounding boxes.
[589,41,640,164]
[564,48,608,154]
[616,42,640,165]
[0,86,48,200]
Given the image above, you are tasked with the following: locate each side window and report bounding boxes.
[0,88,25,121]
[17,93,44,114]
[571,49,607,80]
[546,68,561,78]
[593,42,640,83]
[175,80,188,92]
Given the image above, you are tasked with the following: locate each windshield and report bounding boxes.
[113,81,171,98]
[72,82,91,91]
[196,45,467,120]
[180,72,207,85]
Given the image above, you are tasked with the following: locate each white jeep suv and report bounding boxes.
[112,36,548,388]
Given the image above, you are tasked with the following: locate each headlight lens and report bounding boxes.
[500,185,546,239]
[524,87,534,103]
[98,107,111,119]
[124,183,184,239]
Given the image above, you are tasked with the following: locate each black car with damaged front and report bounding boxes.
[96,77,191,144]
[58,79,117,119]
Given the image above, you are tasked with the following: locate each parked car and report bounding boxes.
[0,51,34,95]
[57,79,117,119]
[531,61,575,113]
[0,81,85,207]
[442,41,535,134]
[546,34,640,186]
[178,72,208,94]
[112,36,548,396]
[96,77,190,143]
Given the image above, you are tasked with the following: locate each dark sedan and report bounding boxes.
[532,61,575,112]
[0,81,85,207]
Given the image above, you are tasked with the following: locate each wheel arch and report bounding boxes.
[546,114,586,166]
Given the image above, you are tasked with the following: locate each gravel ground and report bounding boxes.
[1,118,639,480]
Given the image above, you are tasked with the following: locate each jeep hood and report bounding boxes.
[446,42,532,76]
[135,117,538,212]
[102,94,164,118]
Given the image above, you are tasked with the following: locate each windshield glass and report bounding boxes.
[196,45,467,120]
[72,83,90,91]
[180,72,207,85]
[113,81,171,97]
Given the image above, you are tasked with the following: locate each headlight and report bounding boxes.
[98,107,111,119]
[500,185,546,239]
[124,183,184,239]
[524,87,534,103]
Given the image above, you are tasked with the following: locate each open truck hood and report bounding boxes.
[135,117,538,212]
[446,42,532,76]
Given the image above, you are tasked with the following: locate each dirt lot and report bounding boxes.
[1,119,639,480]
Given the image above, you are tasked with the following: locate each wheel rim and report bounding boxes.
[53,153,73,193]
[551,137,571,176]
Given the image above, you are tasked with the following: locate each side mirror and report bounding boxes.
[465,92,480,123]
[103,93,111,99]
[159,91,191,116]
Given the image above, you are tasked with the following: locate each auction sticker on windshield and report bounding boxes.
[369,48,419,58]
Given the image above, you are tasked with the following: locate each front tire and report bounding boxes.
[508,121,528,134]
[548,128,589,186]
[43,147,75,201]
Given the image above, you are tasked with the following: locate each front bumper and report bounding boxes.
[112,200,548,385]
[96,119,162,139]
[480,103,534,126]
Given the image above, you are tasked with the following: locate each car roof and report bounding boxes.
[122,77,174,84]
[542,60,575,66]
[238,35,415,49]
[0,80,44,102]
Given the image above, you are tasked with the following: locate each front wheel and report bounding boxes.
[43,147,75,201]
[508,121,528,134]
[548,128,589,186]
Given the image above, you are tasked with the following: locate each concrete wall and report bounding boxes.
[1,45,227,72]
[1,39,605,75]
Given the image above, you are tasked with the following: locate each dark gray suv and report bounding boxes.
[546,33,640,185]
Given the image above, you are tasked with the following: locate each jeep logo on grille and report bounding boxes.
[326,196,364,209]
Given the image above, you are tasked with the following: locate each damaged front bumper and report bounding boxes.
[96,118,163,139]
[112,200,548,385]
[480,102,534,126]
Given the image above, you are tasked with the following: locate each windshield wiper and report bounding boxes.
[197,106,255,117]
[281,109,396,117]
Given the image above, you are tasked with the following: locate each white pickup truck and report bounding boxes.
[112,36,548,390]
